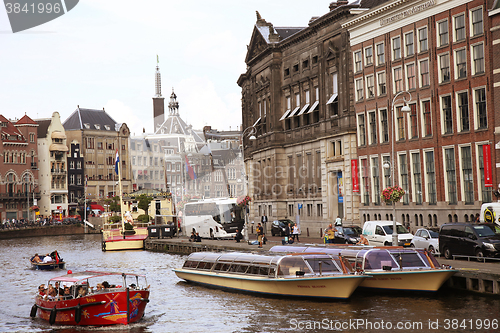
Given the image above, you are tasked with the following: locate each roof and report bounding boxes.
[63,107,119,131]
[36,119,51,138]
[0,115,26,143]
[16,114,38,125]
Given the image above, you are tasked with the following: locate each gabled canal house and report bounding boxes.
[238,1,389,232]
[343,0,498,232]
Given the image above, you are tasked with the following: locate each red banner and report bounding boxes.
[352,159,359,193]
[483,145,492,187]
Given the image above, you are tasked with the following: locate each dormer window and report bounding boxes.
[94,124,100,130]
[104,125,110,130]
[84,123,90,129]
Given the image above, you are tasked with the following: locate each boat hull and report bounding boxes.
[31,262,66,270]
[174,268,367,299]
[360,269,457,291]
[34,289,149,326]
[102,227,147,251]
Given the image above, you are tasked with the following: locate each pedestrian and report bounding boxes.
[256,223,264,248]
[261,213,268,233]
[474,213,480,223]
[324,223,336,243]
[335,215,342,226]
[292,224,300,242]
[234,229,243,243]
[284,222,291,244]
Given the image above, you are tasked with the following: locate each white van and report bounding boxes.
[362,220,413,247]
[480,203,500,227]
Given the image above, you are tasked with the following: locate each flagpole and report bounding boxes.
[116,150,125,237]
[84,176,87,233]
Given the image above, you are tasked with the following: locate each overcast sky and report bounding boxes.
[0,1,332,136]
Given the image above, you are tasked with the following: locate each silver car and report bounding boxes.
[411,228,440,255]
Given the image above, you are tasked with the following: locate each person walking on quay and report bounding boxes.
[335,215,342,227]
[256,223,264,248]
[292,224,300,243]
[284,222,291,243]
[261,213,268,233]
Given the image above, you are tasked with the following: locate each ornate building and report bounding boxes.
[238,1,387,232]
[0,114,40,221]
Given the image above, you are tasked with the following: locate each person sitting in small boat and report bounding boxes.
[50,250,62,263]
[47,285,57,300]
[102,281,111,289]
[55,281,64,296]
[195,233,202,242]
[62,286,72,299]
[93,283,104,293]
[234,229,243,243]
[357,234,369,246]
[42,253,53,263]
[76,286,87,298]
[38,284,46,297]
[129,283,137,290]
[31,253,42,263]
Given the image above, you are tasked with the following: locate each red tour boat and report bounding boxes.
[31,271,150,326]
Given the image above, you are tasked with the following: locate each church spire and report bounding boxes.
[155,55,162,97]
[168,88,179,116]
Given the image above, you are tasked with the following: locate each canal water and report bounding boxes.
[1,234,499,333]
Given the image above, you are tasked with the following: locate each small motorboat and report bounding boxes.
[31,271,150,326]
[174,251,368,299]
[30,251,65,270]
[270,245,457,292]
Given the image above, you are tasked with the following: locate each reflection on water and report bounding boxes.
[1,234,499,333]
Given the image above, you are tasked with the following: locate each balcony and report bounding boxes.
[0,191,41,200]
[31,162,37,169]
[51,169,67,175]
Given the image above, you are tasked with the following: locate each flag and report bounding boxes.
[185,155,197,180]
[115,150,120,175]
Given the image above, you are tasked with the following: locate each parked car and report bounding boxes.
[439,223,500,260]
[362,220,413,246]
[271,219,294,237]
[333,226,363,244]
[411,228,440,255]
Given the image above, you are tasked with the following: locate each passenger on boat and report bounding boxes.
[357,234,369,246]
[31,253,42,263]
[43,254,53,263]
[47,285,57,299]
[195,233,202,242]
[129,283,137,290]
[234,229,243,243]
[62,286,72,299]
[102,281,111,289]
[38,285,46,296]
[76,286,87,298]
[50,250,62,263]
[54,281,64,296]
[94,283,104,293]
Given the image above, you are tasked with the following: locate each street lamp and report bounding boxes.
[241,125,256,243]
[387,90,412,247]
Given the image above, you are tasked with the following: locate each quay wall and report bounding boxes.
[145,238,500,296]
[0,225,100,239]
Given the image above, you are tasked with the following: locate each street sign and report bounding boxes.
[298,203,302,210]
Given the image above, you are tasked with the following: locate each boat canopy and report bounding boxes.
[47,271,147,283]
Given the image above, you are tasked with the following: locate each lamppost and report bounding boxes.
[384,90,412,247]
[241,125,256,243]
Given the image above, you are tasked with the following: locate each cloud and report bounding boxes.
[103,99,151,137]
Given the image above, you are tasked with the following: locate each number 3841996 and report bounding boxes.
[5,2,61,14]
[444,319,498,330]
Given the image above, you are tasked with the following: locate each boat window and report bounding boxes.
[248,266,260,275]
[277,257,310,276]
[390,252,426,268]
[183,260,199,268]
[197,262,214,270]
[306,258,341,273]
[364,251,398,270]
[268,267,276,277]
[228,264,248,273]
[213,263,229,271]
[258,266,269,276]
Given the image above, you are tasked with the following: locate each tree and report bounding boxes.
[137,194,153,215]
[105,197,120,212]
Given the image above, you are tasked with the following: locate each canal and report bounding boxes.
[1,234,499,332]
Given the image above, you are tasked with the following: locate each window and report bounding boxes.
[445,148,457,204]
[366,75,374,98]
[457,91,469,132]
[438,20,449,46]
[418,27,428,52]
[461,146,474,204]
[442,95,453,134]
[454,14,465,41]
[302,59,309,69]
[474,88,487,129]
[425,151,437,204]
[365,46,373,66]
[396,106,405,141]
[399,154,409,204]
[409,104,417,139]
[406,63,416,90]
[354,51,362,72]
[312,55,318,64]
[376,42,385,65]
[393,67,402,93]
[392,36,401,60]
[412,152,422,205]
[377,72,386,95]
[358,114,366,146]
[293,64,299,72]
[422,100,432,137]
[379,109,388,143]
[471,8,483,36]
[472,43,484,75]
[419,59,429,87]
[355,78,364,101]
[372,157,380,205]
[383,156,391,187]
[455,49,467,79]
[405,31,414,56]
[369,112,377,145]
[439,53,450,82]
[284,68,290,77]
[361,158,369,205]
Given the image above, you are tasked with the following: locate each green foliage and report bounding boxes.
[137,214,152,223]
[124,222,134,230]
[108,215,121,223]
[105,197,121,212]
[137,194,153,214]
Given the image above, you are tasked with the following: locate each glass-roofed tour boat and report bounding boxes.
[270,246,457,292]
[174,252,369,299]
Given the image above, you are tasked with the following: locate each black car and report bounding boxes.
[439,223,500,260]
[271,219,294,237]
[335,226,363,244]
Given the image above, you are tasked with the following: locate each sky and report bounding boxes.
[0,1,332,136]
